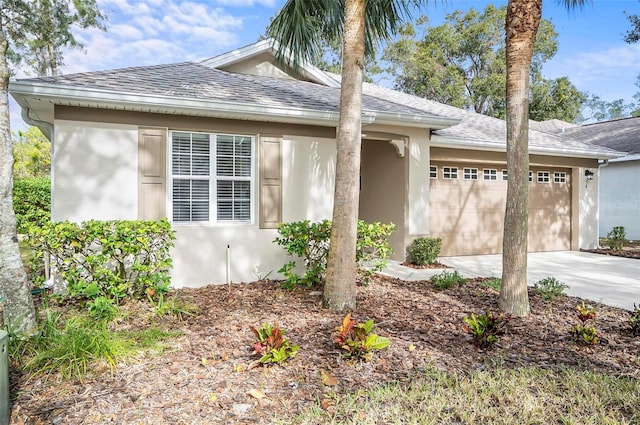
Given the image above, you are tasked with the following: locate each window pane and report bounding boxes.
[236,157,251,177]
[217,157,234,177]
[173,179,209,222]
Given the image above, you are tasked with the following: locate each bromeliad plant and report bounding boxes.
[571,302,600,346]
[334,313,390,362]
[249,322,299,366]
[463,311,509,348]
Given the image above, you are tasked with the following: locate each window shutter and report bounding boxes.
[259,136,282,228]
[138,127,167,220]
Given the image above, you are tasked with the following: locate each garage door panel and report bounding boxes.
[430,163,571,255]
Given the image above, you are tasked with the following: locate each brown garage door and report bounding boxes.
[429,162,571,256]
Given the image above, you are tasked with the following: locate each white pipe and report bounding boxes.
[226,244,231,285]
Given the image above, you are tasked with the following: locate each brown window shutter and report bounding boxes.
[138,127,167,220]
[259,136,282,228]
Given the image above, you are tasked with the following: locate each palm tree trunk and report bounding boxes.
[500,0,542,317]
[323,0,365,312]
[0,31,37,333]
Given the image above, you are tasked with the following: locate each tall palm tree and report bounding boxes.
[500,0,588,316]
[268,0,415,312]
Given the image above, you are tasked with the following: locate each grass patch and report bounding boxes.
[279,367,640,424]
[10,309,182,381]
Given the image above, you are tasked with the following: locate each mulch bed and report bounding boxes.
[585,248,640,259]
[10,275,640,424]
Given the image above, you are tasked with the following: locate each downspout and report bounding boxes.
[596,159,610,247]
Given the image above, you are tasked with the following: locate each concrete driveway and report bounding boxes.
[382,251,639,310]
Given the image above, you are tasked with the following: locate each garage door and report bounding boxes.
[429,162,571,256]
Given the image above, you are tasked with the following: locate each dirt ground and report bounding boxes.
[9,274,640,425]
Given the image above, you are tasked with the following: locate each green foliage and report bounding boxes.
[334,313,390,362]
[12,127,51,178]
[356,220,396,284]
[629,304,640,337]
[529,74,586,123]
[27,219,176,318]
[407,237,442,265]
[382,5,580,121]
[9,309,181,380]
[571,302,600,346]
[275,220,332,288]
[13,177,51,234]
[480,277,501,291]
[463,311,508,348]
[625,7,640,44]
[571,324,600,346]
[532,277,569,300]
[10,309,116,380]
[249,322,299,366]
[431,270,466,290]
[274,220,395,288]
[606,226,626,250]
[4,0,106,77]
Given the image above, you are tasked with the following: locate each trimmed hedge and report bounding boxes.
[13,177,51,234]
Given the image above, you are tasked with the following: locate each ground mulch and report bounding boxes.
[586,247,640,259]
[9,274,640,424]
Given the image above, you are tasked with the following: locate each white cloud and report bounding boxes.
[545,43,640,102]
[110,24,145,40]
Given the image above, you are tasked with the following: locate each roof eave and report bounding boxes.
[9,80,352,127]
[431,135,625,160]
[369,111,460,130]
[199,39,341,88]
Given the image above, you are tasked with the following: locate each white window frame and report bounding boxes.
[463,168,478,180]
[554,172,567,183]
[483,169,498,181]
[502,169,508,181]
[529,171,533,182]
[537,171,551,183]
[443,166,458,179]
[169,131,255,224]
[430,165,438,179]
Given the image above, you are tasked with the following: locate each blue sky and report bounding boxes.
[10,0,640,129]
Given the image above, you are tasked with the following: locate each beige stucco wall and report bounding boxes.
[282,136,336,222]
[52,120,138,221]
[574,167,599,250]
[173,134,337,287]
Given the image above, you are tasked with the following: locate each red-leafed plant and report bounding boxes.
[334,313,390,362]
[249,322,299,365]
[571,302,600,346]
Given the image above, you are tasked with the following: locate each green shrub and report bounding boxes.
[274,219,395,288]
[463,311,508,348]
[533,277,569,300]
[13,177,51,234]
[334,313,390,362]
[407,237,442,265]
[432,270,466,289]
[249,322,299,366]
[481,277,502,291]
[27,219,176,317]
[606,226,626,250]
